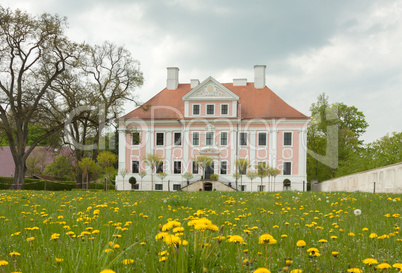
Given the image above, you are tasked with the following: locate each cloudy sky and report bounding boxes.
[4,0,402,143]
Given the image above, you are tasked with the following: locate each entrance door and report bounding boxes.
[204,162,214,180]
[204,182,213,191]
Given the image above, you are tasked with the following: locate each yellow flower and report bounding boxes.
[332,251,339,257]
[258,234,277,245]
[100,270,115,273]
[0,260,9,266]
[363,258,378,265]
[285,260,293,265]
[307,248,320,257]
[51,233,60,240]
[369,233,378,239]
[26,237,35,242]
[376,263,391,269]
[393,263,402,270]
[348,232,355,236]
[253,268,271,273]
[318,239,328,243]
[9,252,20,256]
[281,234,288,238]
[290,270,302,273]
[159,256,167,262]
[122,259,134,264]
[112,244,120,249]
[55,258,64,263]
[347,269,362,273]
[296,240,306,247]
[227,235,244,244]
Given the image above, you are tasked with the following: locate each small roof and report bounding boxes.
[122,82,309,120]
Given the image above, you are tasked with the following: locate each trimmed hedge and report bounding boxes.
[0,177,114,191]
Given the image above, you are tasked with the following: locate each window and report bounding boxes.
[132,132,140,145]
[174,161,182,174]
[156,162,163,173]
[193,104,200,115]
[258,132,267,146]
[192,132,200,146]
[155,184,163,191]
[156,133,164,146]
[283,162,292,175]
[241,185,246,192]
[174,132,182,146]
[220,161,227,175]
[192,161,199,174]
[239,132,247,146]
[240,165,247,175]
[258,185,265,192]
[132,161,139,173]
[220,132,228,146]
[173,184,181,191]
[221,104,228,115]
[206,104,215,115]
[132,184,139,190]
[284,132,292,146]
[206,132,214,145]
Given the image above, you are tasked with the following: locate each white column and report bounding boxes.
[250,131,256,166]
[231,127,238,174]
[118,128,126,171]
[298,128,307,179]
[166,131,172,173]
[270,128,277,168]
[183,129,189,173]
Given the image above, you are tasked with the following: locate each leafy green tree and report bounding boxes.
[257,162,268,190]
[232,172,241,188]
[307,93,368,182]
[44,154,75,181]
[78,157,101,189]
[0,7,83,189]
[194,155,213,180]
[268,167,281,192]
[235,158,250,190]
[182,172,193,185]
[246,170,258,191]
[97,151,117,186]
[143,153,163,190]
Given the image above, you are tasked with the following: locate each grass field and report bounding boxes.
[0,190,401,273]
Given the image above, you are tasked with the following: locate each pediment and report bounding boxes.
[182,76,239,101]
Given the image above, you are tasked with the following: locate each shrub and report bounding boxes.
[210,174,219,181]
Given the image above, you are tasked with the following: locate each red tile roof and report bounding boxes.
[122,83,308,120]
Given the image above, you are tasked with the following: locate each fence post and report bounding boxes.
[373,182,376,194]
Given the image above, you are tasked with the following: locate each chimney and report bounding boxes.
[191,79,200,88]
[233,78,247,86]
[167,67,179,90]
[254,65,266,89]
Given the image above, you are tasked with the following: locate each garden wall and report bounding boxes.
[311,162,402,193]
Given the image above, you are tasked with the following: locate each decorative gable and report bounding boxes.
[182,76,239,101]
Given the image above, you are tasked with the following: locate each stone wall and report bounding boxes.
[311,162,402,193]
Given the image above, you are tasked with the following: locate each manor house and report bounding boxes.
[116,65,309,191]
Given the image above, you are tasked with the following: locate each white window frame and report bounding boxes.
[132,132,140,145]
[132,160,140,174]
[283,131,293,147]
[156,132,164,146]
[206,104,215,115]
[206,132,214,145]
[173,132,182,146]
[283,161,292,175]
[239,132,248,146]
[220,131,229,146]
[192,131,200,146]
[258,132,267,146]
[220,104,229,115]
[220,160,228,175]
[192,104,201,116]
[173,161,182,174]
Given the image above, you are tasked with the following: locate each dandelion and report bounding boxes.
[307,248,320,257]
[332,251,339,257]
[347,269,362,273]
[122,259,134,265]
[253,268,271,273]
[0,260,9,266]
[100,270,115,273]
[51,233,60,240]
[26,237,35,242]
[354,209,362,216]
[55,258,64,263]
[290,270,302,273]
[363,258,378,266]
[9,252,20,256]
[296,240,306,247]
[227,235,244,244]
[258,234,277,245]
[376,263,391,269]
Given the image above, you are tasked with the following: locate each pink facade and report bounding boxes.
[116,66,309,191]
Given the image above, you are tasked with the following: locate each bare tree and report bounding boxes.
[0,7,84,189]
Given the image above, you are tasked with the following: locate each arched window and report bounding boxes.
[283,179,291,190]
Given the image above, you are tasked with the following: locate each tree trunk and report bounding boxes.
[11,160,27,190]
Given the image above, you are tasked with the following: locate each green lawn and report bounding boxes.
[0,190,401,272]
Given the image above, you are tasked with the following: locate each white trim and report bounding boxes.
[184,101,189,117]
[206,104,215,115]
[220,103,229,115]
[182,76,240,101]
[192,104,201,116]
[283,131,293,147]
[232,101,237,117]
[220,131,229,146]
[118,129,126,171]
